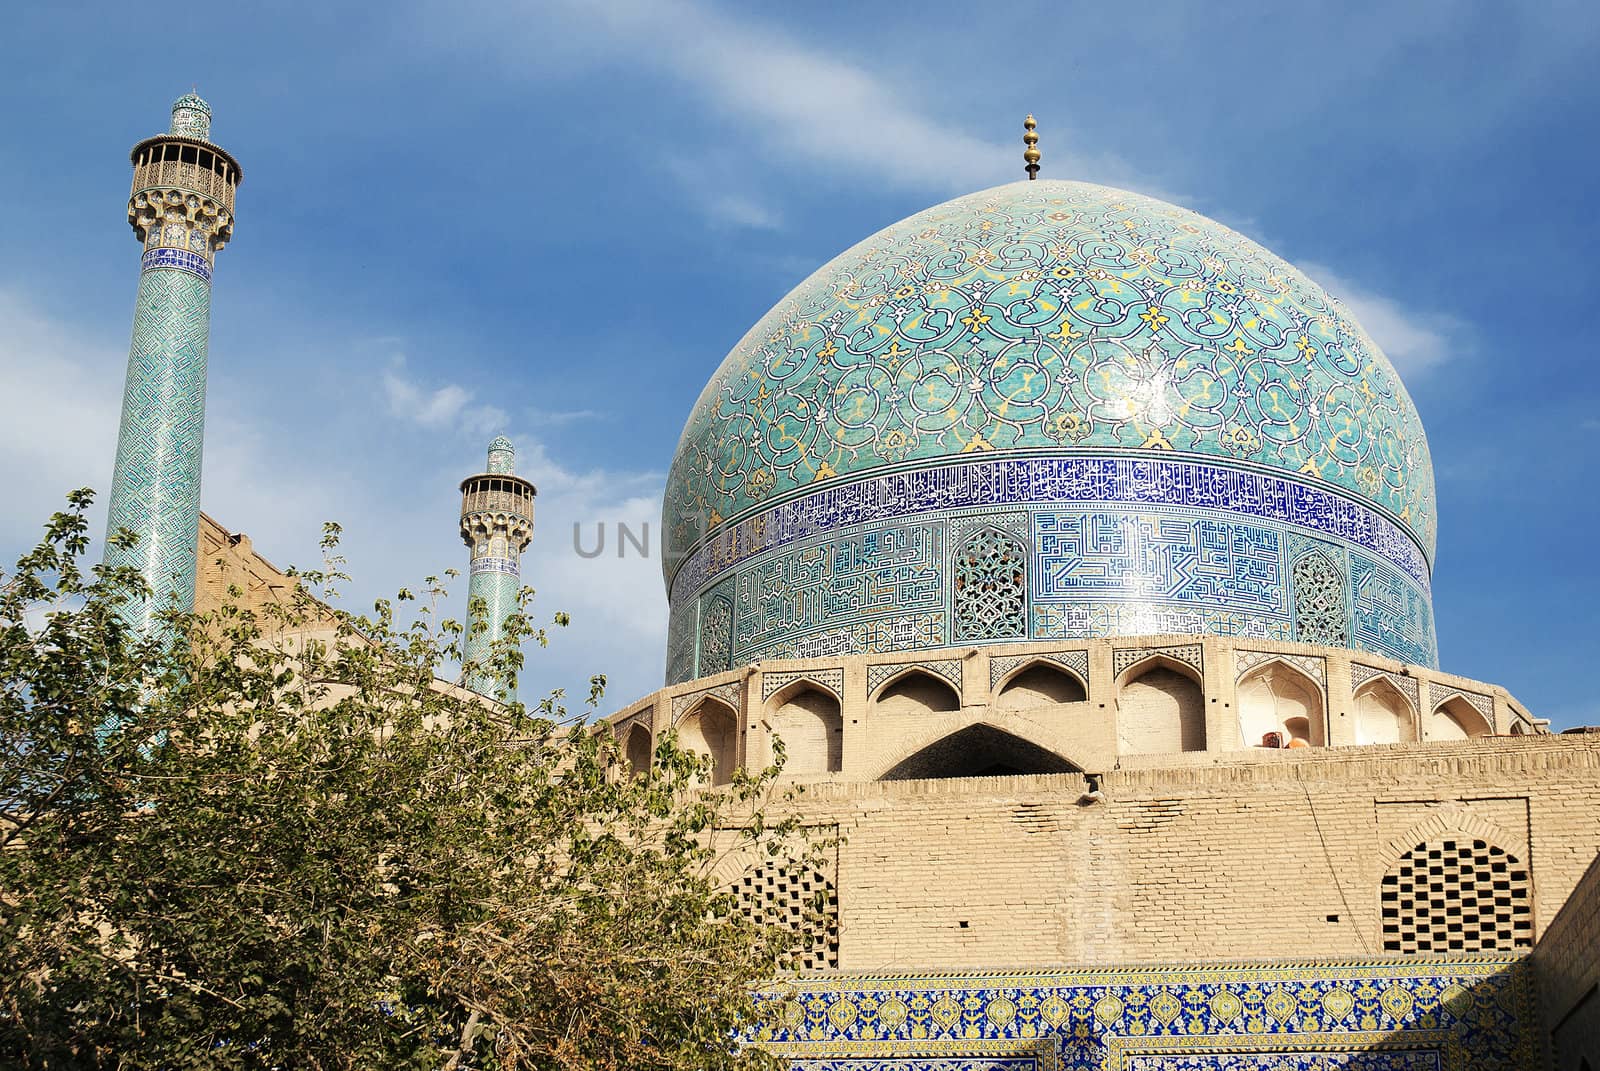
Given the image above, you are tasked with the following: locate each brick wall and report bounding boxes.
[1537,851,1600,1071]
[766,735,1600,972]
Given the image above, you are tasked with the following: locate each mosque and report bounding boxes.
[106,96,1600,1070]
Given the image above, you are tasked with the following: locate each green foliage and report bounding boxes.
[0,492,820,1070]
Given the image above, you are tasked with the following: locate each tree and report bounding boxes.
[0,491,819,1070]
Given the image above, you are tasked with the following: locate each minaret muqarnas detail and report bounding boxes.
[105,94,241,637]
[459,437,536,701]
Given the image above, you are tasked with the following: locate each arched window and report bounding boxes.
[1428,697,1492,741]
[769,684,843,775]
[1237,662,1324,748]
[1353,678,1416,745]
[679,698,739,786]
[874,670,960,716]
[881,724,1079,780]
[1118,661,1205,755]
[1291,549,1349,647]
[737,860,839,971]
[952,526,1028,641]
[994,662,1086,710]
[1380,837,1531,953]
[623,723,652,779]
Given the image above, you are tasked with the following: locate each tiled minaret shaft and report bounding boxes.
[105,95,241,636]
[460,437,536,701]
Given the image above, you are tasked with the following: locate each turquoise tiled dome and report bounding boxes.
[662,181,1438,682]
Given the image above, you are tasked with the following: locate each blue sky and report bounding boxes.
[2,0,1597,726]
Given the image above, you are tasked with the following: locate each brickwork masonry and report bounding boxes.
[1537,850,1600,1070]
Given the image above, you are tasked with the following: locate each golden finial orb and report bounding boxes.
[1023,114,1041,180]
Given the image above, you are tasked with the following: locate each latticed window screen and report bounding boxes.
[738,861,840,971]
[1380,838,1532,954]
[953,526,1027,641]
[698,595,733,676]
[1291,549,1349,647]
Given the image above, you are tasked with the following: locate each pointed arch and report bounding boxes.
[879,723,1080,781]
[872,667,961,715]
[1114,651,1204,690]
[1237,658,1326,748]
[1428,695,1492,741]
[1116,655,1205,755]
[1352,676,1417,745]
[678,696,739,786]
[994,660,1087,709]
[767,679,843,775]
[622,722,652,779]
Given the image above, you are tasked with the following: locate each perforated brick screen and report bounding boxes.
[738,862,840,971]
[1380,838,1532,954]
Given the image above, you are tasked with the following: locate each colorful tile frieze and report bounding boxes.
[663,497,1436,685]
[139,246,212,282]
[750,957,1536,1071]
[1033,512,1283,611]
[666,180,1434,583]
[732,522,946,658]
[669,456,1429,603]
[1350,555,1435,668]
[662,457,1438,685]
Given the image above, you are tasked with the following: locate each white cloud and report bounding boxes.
[1299,262,1468,379]
[662,154,785,231]
[383,358,507,434]
[440,0,1052,194]
[0,291,123,548]
[606,0,1014,192]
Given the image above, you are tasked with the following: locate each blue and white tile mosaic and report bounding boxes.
[664,460,1437,682]
[664,453,1435,683]
[663,180,1437,681]
[750,957,1535,1071]
[103,263,213,635]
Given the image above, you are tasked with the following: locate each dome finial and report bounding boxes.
[486,435,516,475]
[170,90,211,141]
[1023,114,1041,180]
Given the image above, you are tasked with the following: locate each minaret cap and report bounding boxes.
[170,92,212,141]
[1023,114,1041,180]
[486,435,516,475]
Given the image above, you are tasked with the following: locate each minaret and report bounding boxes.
[105,94,242,637]
[459,437,536,701]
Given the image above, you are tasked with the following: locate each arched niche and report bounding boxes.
[623,723,652,779]
[678,697,739,786]
[1352,678,1416,746]
[768,681,843,775]
[1427,696,1492,741]
[1237,660,1325,748]
[873,669,960,716]
[993,661,1087,710]
[880,723,1080,781]
[1117,657,1205,755]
